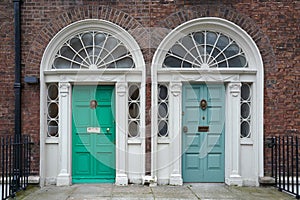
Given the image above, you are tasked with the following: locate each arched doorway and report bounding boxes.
[40,19,146,186]
[151,17,264,186]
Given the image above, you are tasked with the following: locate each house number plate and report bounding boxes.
[87,127,100,133]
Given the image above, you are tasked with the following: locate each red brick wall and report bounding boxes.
[0,0,299,176]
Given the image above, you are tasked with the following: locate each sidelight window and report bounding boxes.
[240,83,252,138]
[157,84,169,137]
[47,83,59,137]
[128,83,141,138]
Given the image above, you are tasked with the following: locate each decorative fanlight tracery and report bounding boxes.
[163,31,248,68]
[52,31,135,69]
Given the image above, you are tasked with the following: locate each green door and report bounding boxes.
[72,85,115,183]
[182,84,225,182]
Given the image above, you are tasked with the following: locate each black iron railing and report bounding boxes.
[266,135,300,199]
[0,135,32,200]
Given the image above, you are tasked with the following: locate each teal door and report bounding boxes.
[182,84,225,182]
[72,85,115,183]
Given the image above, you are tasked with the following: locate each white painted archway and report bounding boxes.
[151,17,264,186]
[40,19,146,186]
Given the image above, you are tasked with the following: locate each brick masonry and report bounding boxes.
[0,0,299,176]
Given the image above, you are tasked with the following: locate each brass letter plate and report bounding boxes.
[198,126,209,132]
[87,127,100,133]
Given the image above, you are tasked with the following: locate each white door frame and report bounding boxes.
[151,17,264,186]
[40,19,146,186]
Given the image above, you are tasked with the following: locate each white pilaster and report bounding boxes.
[225,82,242,186]
[57,82,71,186]
[115,82,128,185]
[169,82,183,185]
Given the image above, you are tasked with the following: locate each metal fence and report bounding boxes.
[266,135,300,199]
[0,135,32,200]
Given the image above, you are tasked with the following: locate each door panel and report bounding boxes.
[72,85,115,183]
[182,84,225,182]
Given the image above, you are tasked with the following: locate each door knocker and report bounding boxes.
[200,99,207,110]
[90,100,98,109]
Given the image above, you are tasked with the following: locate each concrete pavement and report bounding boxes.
[16,183,295,200]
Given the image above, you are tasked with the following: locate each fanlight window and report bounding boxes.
[52,31,135,69]
[163,31,248,68]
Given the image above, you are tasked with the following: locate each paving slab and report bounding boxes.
[151,185,198,200]
[67,184,113,199]
[21,185,74,200]
[228,185,295,200]
[188,183,236,199]
[112,184,153,200]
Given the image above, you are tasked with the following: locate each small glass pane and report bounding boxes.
[241,103,250,119]
[111,45,128,58]
[158,102,168,118]
[95,33,106,46]
[48,120,58,137]
[164,56,181,68]
[193,32,204,45]
[241,84,250,100]
[158,85,168,100]
[115,57,134,68]
[241,121,250,138]
[182,61,192,68]
[82,32,93,46]
[170,44,186,58]
[206,32,217,45]
[228,56,246,68]
[60,46,75,59]
[128,121,139,137]
[48,103,58,118]
[216,35,229,48]
[218,61,227,68]
[48,84,58,100]
[181,35,194,50]
[224,43,240,57]
[70,37,83,51]
[129,103,140,118]
[104,37,118,52]
[206,46,213,55]
[53,57,70,69]
[129,84,140,101]
[158,120,168,137]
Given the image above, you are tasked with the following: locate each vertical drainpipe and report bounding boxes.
[13,0,21,192]
[14,0,21,138]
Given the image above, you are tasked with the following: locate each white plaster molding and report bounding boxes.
[169,174,183,186]
[57,82,71,186]
[116,174,128,186]
[229,82,242,97]
[225,82,242,186]
[115,82,128,185]
[169,82,183,185]
[170,82,181,97]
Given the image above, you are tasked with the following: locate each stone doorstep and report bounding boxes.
[259,176,275,185]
